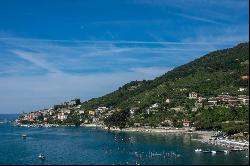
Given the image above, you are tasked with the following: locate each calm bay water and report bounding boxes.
[0,114,248,165]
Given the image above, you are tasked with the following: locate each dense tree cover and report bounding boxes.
[193,106,249,134]
[222,122,249,135]
[64,113,81,126]
[104,109,130,129]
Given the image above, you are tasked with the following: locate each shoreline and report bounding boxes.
[14,123,249,150]
[99,126,249,150]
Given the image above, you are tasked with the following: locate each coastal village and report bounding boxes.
[16,87,249,150]
[16,88,249,128]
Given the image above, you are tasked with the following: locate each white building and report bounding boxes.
[130,109,135,115]
[97,107,108,113]
[57,113,68,121]
[192,107,198,112]
[197,96,206,103]
[238,87,247,92]
[63,109,71,114]
[189,92,198,99]
[78,110,85,114]
[150,103,159,109]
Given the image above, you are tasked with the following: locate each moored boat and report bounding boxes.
[195,149,202,152]
[38,154,46,160]
[22,134,27,139]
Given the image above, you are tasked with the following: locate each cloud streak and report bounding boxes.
[0,37,242,45]
[11,50,62,74]
[171,12,223,25]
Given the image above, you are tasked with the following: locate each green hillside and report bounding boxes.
[81,42,249,110]
[80,42,249,133]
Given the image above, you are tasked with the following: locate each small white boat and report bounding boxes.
[211,151,216,154]
[38,154,46,160]
[22,134,27,139]
[195,149,202,152]
[224,150,229,154]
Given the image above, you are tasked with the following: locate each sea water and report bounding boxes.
[0,114,248,165]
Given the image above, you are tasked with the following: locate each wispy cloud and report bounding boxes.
[11,50,62,74]
[0,32,247,113]
[0,32,247,78]
[170,12,223,25]
[0,37,241,45]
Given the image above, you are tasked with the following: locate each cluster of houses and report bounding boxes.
[190,91,249,109]
[17,86,249,128]
[17,98,82,123]
[17,97,115,126]
[173,91,249,112]
[128,88,249,128]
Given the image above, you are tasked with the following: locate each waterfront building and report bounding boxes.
[182,119,191,127]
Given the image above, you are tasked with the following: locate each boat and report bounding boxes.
[211,151,216,154]
[22,134,27,139]
[215,150,229,154]
[38,154,46,160]
[195,149,202,152]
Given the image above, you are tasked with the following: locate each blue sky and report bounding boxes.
[0,0,249,114]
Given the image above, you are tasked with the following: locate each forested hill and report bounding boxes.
[80,42,249,111]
